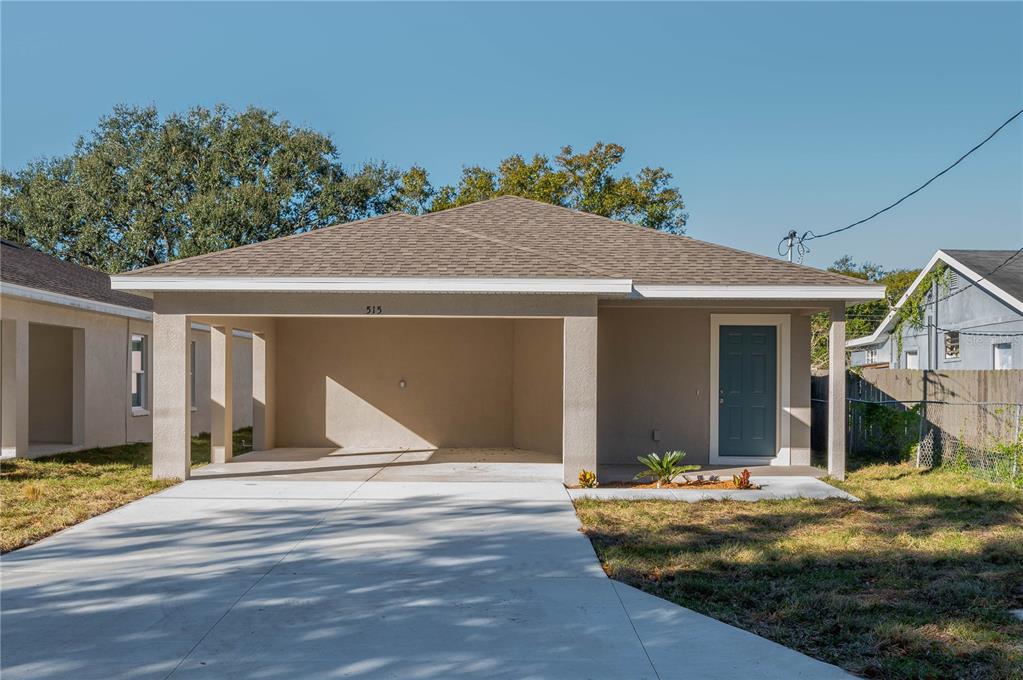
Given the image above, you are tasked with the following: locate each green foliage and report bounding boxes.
[986,438,1023,489]
[1,104,407,272]
[578,469,599,488]
[634,450,699,487]
[890,264,950,356]
[1,109,689,272]
[810,257,921,370]
[412,142,688,233]
[850,401,922,461]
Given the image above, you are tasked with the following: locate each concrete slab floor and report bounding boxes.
[1,476,852,679]
[192,446,563,483]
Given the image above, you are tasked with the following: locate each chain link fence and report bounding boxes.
[914,401,1022,486]
[812,370,1023,487]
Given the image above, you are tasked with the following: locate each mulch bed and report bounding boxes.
[589,480,761,490]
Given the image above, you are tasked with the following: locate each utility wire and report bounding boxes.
[779,107,1023,260]
[803,107,1023,242]
[931,246,1023,304]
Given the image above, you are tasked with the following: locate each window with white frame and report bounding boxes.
[993,343,1013,370]
[944,331,960,360]
[130,334,147,410]
[866,348,878,364]
[190,340,197,407]
[905,350,919,369]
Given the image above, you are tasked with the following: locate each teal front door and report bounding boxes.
[719,326,777,457]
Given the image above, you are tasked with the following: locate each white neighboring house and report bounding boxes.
[848,249,1023,371]
[0,240,253,459]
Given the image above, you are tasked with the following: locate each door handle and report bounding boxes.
[719,398,725,405]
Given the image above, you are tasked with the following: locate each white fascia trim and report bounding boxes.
[0,282,152,321]
[634,284,886,302]
[846,334,889,349]
[844,249,1023,350]
[110,276,634,295]
[936,250,1023,315]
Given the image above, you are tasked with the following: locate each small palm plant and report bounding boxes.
[635,450,699,488]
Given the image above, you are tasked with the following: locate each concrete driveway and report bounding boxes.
[2,476,850,679]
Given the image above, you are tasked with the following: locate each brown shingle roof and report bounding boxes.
[118,196,873,288]
[1,240,152,311]
[118,212,606,279]
[420,197,867,286]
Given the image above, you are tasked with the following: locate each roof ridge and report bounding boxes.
[423,215,619,279]
[427,195,873,287]
[119,212,412,276]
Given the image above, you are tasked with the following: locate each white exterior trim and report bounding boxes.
[634,284,884,301]
[0,282,151,321]
[936,249,1023,314]
[111,275,884,301]
[844,249,1023,350]
[111,276,635,295]
[709,314,791,467]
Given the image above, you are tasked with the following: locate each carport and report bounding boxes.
[181,313,582,483]
[135,287,608,485]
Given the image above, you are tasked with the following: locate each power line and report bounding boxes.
[931,246,1023,304]
[779,107,1023,259]
[937,325,1023,338]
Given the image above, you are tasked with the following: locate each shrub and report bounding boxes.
[732,468,756,489]
[578,469,599,488]
[634,450,699,488]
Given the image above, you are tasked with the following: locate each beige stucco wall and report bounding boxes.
[512,319,563,455]
[0,294,253,456]
[2,297,138,451]
[275,317,518,450]
[28,323,74,443]
[188,328,253,436]
[597,306,812,467]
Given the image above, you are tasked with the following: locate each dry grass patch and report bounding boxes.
[0,428,251,553]
[575,464,1023,679]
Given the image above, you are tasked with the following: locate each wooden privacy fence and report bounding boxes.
[811,369,1023,462]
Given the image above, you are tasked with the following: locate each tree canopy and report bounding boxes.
[810,257,920,369]
[405,142,687,233]
[1,105,406,273]
[1,105,689,272]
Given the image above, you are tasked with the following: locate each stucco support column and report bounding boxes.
[72,328,85,446]
[210,325,234,464]
[562,316,598,485]
[1,319,29,457]
[153,313,191,480]
[252,326,276,451]
[828,303,847,480]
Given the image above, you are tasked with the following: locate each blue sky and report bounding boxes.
[2,2,1021,271]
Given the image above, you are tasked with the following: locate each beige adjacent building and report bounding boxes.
[111,197,884,483]
[0,240,252,459]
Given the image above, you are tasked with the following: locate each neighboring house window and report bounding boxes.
[905,350,919,370]
[993,343,1013,370]
[190,340,197,407]
[130,334,147,409]
[866,348,878,364]
[944,331,960,360]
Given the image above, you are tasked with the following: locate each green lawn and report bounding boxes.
[575,464,1023,679]
[0,428,252,553]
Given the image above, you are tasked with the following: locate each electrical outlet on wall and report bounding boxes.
[652,429,661,442]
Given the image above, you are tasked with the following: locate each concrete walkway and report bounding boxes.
[569,476,859,501]
[1,477,851,679]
